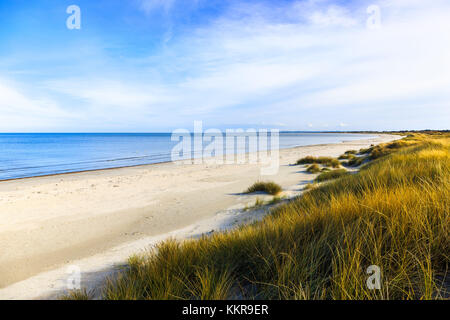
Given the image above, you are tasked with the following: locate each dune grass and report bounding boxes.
[295,155,316,164]
[345,156,366,167]
[245,181,282,195]
[359,147,372,154]
[344,138,419,168]
[314,169,349,182]
[306,163,321,173]
[338,153,356,160]
[303,183,318,191]
[81,132,449,300]
[359,139,418,160]
[296,156,341,168]
[61,289,91,300]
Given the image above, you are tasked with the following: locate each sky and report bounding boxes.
[0,0,449,132]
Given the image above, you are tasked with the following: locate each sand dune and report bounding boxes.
[0,134,400,299]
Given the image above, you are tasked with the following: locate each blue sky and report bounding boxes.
[0,0,449,132]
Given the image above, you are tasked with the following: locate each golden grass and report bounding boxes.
[245,181,282,195]
[417,149,449,160]
[74,132,450,300]
[338,153,356,160]
[306,164,321,173]
[296,156,341,168]
[314,169,349,182]
[61,289,91,300]
[303,183,318,192]
[346,156,366,167]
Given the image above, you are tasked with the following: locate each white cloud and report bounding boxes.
[154,0,449,129]
[45,79,172,110]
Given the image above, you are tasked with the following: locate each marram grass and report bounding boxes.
[314,168,349,182]
[306,164,321,173]
[296,156,341,168]
[78,133,450,300]
[245,181,282,195]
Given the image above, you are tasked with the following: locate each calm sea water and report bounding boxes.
[0,133,376,180]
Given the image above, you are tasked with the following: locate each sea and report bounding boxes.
[0,132,377,180]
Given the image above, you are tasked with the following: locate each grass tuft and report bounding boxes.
[296,156,340,168]
[61,289,92,300]
[306,164,321,173]
[314,169,349,182]
[346,156,367,167]
[339,153,357,160]
[245,181,282,195]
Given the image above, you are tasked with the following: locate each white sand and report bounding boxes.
[0,134,400,299]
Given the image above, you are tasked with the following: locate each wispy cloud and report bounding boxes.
[308,5,358,27]
[138,0,176,14]
[0,79,76,131]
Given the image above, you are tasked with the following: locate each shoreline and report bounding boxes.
[0,134,400,299]
[0,133,380,183]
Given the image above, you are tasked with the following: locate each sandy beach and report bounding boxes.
[0,134,400,299]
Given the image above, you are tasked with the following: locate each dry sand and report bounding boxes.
[0,134,400,299]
